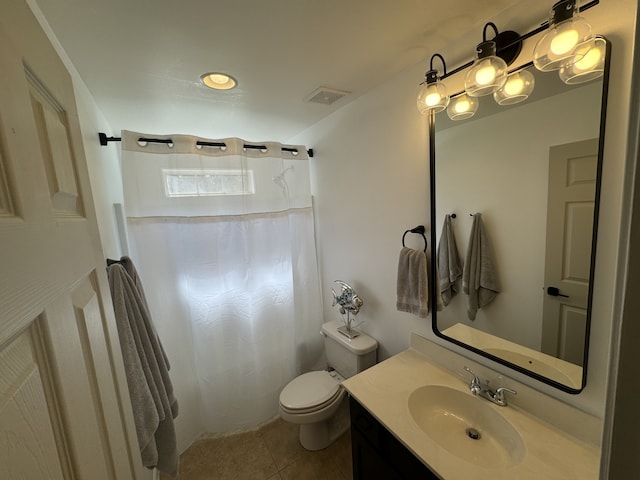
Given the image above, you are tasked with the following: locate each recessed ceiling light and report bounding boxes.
[200,72,237,90]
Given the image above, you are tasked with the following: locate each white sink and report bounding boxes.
[408,385,526,468]
[343,335,600,479]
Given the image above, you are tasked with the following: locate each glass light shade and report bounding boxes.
[559,37,606,84]
[447,94,479,121]
[464,43,508,97]
[417,81,449,114]
[533,12,592,71]
[493,69,536,105]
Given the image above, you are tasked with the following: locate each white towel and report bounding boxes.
[437,214,463,306]
[396,247,431,317]
[462,214,500,320]
[108,259,179,477]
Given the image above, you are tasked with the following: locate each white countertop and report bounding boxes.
[343,341,599,479]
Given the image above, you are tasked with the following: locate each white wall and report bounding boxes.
[74,81,126,259]
[292,68,435,362]
[290,0,637,424]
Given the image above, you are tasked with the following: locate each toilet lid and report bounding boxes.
[280,371,341,410]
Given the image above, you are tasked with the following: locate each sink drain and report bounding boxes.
[466,427,481,440]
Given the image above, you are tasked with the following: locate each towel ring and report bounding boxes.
[402,225,427,252]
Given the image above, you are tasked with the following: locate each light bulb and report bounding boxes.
[493,69,535,106]
[465,40,508,97]
[454,99,471,113]
[475,64,497,86]
[550,28,580,55]
[504,77,524,96]
[574,44,602,71]
[417,74,449,115]
[559,36,606,84]
[209,74,230,85]
[447,94,478,121]
[533,0,593,72]
[200,72,237,90]
[425,90,443,107]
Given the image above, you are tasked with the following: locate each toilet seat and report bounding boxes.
[280,371,343,413]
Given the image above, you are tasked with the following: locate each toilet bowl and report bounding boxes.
[279,320,378,451]
[279,370,347,450]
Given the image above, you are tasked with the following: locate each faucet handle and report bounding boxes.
[463,366,482,395]
[494,387,517,405]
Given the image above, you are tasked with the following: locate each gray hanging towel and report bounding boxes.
[119,256,174,373]
[396,247,431,317]
[462,213,500,320]
[438,214,463,306]
[108,258,179,477]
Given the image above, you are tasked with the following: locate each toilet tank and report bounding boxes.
[321,320,378,378]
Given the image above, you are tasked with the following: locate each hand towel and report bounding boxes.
[462,213,500,320]
[108,260,179,477]
[437,214,463,306]
[396,247,430,317]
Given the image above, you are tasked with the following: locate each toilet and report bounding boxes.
[279,320,378,451]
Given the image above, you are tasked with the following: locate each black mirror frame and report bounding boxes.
[429,37,612,394]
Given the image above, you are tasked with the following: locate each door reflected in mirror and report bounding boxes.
[432,40,610,393]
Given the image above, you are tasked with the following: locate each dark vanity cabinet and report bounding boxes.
[349,396,439,479]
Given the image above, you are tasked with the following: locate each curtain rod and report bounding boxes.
[98,132,314,158]
[441,0,600,80]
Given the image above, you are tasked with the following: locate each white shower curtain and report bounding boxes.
[120,131,324,434]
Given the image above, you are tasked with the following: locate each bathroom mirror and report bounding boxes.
[430,38,611,393]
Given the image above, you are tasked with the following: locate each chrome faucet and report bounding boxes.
[463,366,517,407]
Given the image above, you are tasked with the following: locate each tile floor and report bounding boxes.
[161,418,353,480]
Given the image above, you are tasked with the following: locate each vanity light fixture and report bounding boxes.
[493,68,536,105]
[200,72,238,90]
[533,0,593,72]
[447,93,479,121]
[464,23,513,97]
[417,54,449,115]
[559,35,606,84]
[416,1,600,121]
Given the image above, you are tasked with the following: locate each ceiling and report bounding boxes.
[32,0,552,143]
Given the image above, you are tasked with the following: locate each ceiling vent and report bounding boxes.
[306,86,350,105]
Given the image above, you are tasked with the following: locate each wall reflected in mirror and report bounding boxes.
[432,47,609,392]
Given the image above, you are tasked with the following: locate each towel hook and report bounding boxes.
[402,225,427,252]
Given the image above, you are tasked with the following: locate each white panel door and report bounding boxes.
[541,138,598,366]
[0,1,140,478]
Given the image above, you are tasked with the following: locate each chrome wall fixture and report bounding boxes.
[417,0,602,120]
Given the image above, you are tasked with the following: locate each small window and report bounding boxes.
[163,169,255,197]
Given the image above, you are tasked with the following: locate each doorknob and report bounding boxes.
[547,286,569,298]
